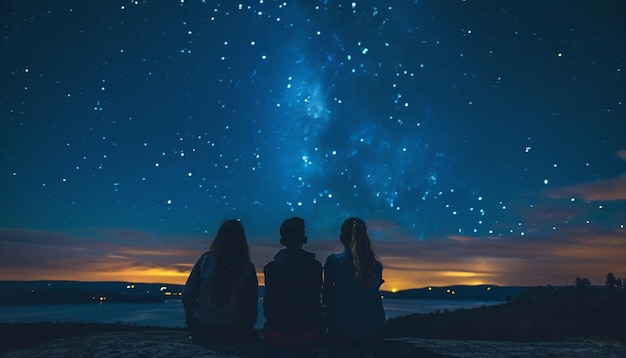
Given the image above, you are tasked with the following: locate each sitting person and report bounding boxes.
[322,217,385,341]
[263,217,323,345]
[182,219,258,344]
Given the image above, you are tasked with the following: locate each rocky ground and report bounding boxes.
[2,330,625,358]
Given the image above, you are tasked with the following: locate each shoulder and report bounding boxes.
[263,260,275,273]
[313,258,322,270]
[332,250,350,260]
[242,261,258,281]
[245,260,256,272]
[195,251,212,268]
[323,252,344,267]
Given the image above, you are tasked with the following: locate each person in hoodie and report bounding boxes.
[262,216,323,345]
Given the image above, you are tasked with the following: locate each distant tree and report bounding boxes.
[575,277,591,290]
[605,272,623,292]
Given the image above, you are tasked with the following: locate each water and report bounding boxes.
[0,298,504,329]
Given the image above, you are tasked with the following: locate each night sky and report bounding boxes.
[1,0,625,290]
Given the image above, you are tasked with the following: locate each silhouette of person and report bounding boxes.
[263,216,324,345]
[182,219,258,344]
[322,217,385,341]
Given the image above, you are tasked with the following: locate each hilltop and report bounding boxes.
[0,280,531,304]
[2,326,625,358]
[383,284,626,342]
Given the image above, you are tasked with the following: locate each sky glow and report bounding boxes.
[1,1,624,290]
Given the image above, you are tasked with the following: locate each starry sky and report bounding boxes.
[1,0,625,290]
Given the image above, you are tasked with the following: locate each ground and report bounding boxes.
[2,330,625,358]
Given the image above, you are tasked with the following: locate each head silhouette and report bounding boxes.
[209,219,250,263]
[340,217,376,286]
[340,217,366,249]
[279,216,307,249]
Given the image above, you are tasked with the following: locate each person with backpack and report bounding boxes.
[322,217,385,341]
[262,217,324,345]
[182,219,258,344]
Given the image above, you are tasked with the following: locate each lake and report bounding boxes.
[0,298,504,330]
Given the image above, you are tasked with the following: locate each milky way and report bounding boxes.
[1,0,624,244]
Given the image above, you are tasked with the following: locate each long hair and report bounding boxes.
[206,219,250,304]
[340,217,377,286]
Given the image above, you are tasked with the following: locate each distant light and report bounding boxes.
[391,288,397,293]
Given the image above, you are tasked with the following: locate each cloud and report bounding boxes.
[545,174,626,201]
[2,224,625,290]
[545,150,626,201]
[0,228,205,284]
[342,222,626,290]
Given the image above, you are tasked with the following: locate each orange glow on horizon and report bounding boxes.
[1,264,623,291]
[1,227,624,290]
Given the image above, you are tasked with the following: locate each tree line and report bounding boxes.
[383,272,626,342]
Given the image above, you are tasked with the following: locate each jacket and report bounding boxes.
[322,250,385,340]
[182,252,258,330]
[263,248,323,333]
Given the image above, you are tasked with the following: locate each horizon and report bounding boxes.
[1,225,624,291]
[1,2,625,291]
[1,278,615,291]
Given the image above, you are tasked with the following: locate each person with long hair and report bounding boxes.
[322,217,385,341]
[182,219,258,344]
